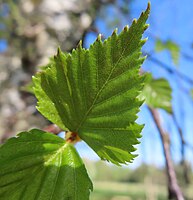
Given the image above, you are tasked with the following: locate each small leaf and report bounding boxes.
[190,89,193,99]
[140,74,172,113]
[0,129,92,200]
[155,39,165,52]
[33,4,150,165]
[165,40,180,66]
[155,39,180,66]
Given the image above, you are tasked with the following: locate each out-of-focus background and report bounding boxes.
[1,0,193,199]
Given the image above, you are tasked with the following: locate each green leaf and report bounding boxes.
[140,74,172,113]
[155,39,165,52]
[190,89,193,100]
[33,4,150,165]
[155,39,180,66]
[0,129,92,200]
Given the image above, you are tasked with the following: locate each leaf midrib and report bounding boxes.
[75,39,136,133]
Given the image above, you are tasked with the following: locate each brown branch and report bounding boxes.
[148,107,184,200]
[171,113,193,152]
[172,114,191,184]
[43,124,62,135]
[172,113,186,157]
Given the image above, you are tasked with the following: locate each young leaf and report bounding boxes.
[140,74,172,113]
[0,129,92,200]
[155,39,180,66]
[33,3,150,165]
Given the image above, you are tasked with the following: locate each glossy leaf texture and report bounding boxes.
[33,3,150,165]
[140,74,172,113]
[0,129,92,200]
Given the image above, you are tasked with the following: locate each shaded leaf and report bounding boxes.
[33,4,150,165]
[0,129,92,200]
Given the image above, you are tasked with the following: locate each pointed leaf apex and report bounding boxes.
[144,24,149,30]
[124,25,129,32]
[133,19,137,24]
[140,38,148,46]
[77,40,82,49]
[141,2,150,18]
[112,28,118,36]
[147,2,151,11]
[96,34,102,41]
[57,47,62,56]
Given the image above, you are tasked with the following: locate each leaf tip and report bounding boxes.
[147,2,151,12]
[54,55,57,60]
[96,34,102,42]
[140,38,148,46]
[77,40,82,49]
[144,24,149,31]
[32,75,36,81]
[57,47,62,56]
[112,28,118,36]
[133,18,137,24]
[123,25,129,32]
[140,2,150,19]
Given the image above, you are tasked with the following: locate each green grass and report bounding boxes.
[90,181,167,200]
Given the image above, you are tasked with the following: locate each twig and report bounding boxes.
[146,53,193,85]
[146,31,193,62]
[43,124,62,135]
[148,107,184,200]
[172,113,191,184]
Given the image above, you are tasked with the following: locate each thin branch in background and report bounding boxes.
[146,53,193,85]
[147,31,193,62]
[172,113,192,184]
[148,107,184,200]
[172,113,186,155]
[43,124,62,135]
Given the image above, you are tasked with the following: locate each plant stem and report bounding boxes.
[148,107,184,200]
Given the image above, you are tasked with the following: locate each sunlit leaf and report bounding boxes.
[33,4,150,165]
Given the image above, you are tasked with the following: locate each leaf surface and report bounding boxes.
[33,4,150,165]
[0,129,92,200]
[140,74,172,113]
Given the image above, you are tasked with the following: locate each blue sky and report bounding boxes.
[0,39,7,52]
